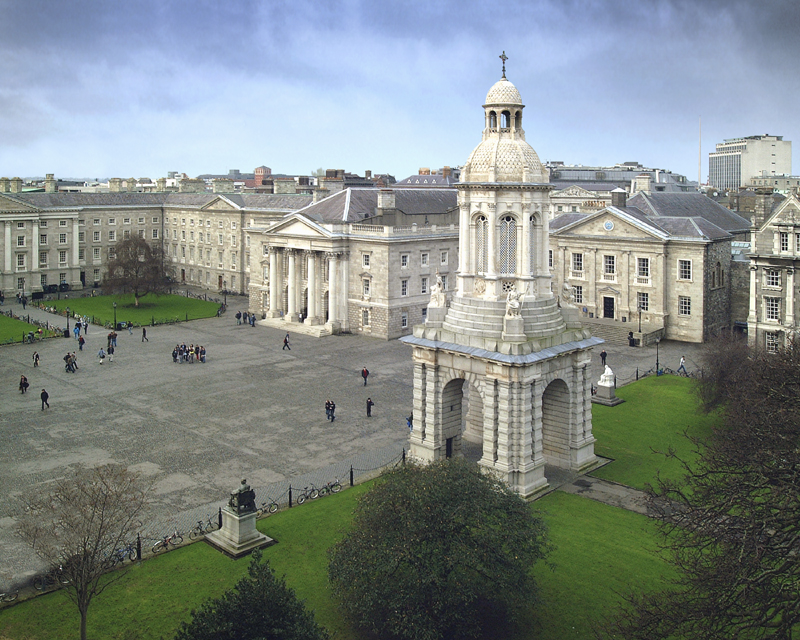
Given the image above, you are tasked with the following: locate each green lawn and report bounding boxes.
[0,313,60,345]
[42,294,221,327]
[591,375,719,489]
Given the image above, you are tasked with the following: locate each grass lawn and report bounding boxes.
[43,294,221,327]
[0,314,60,345]
[591,375,720,489]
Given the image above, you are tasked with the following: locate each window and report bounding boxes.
[173,230,178,240]
[637,291,649,312]
[138,217,145,224]
[199,232,204,243]
[796,234,800,253]
[138,229,145,239]
[421,307,427,320]
[678,259,692,280]
[17,236,25,247]
[123,230,130,240]
[421,277,428,294]
[401,254,408,268]
[190,219,194,226]
[93,218,101,225]
[218,234,223,245]
[441,250,448,265]
[766,332,781,354]
[40,274,47,288]
[181,246,186,258]
[637,257,650,278]
[557,205,563,212]
[39,251,47,266]
[362,309,370,327]
[766,269,781,288]
[190,231,195,241]
[152,229,159,239]
[441,275,448,290]
[363,278,371,296]
[108,230,116,241]
[548,249,553,268]
[152,217,159,224]
[40,221,47,227]
[78,231,84,242]
[93,247,100,260]
[401,312,408,328]
[574,285,583,304]
[59,250,67,265]
[218,252,223,268]
[572,253,583,272]
[401,279,408,296]
[765,297,781,321]
[780,232,789,252]
[498,215,516,273]
[78,248,84,260]
[93,231,100,242]
[93,268,100,281]
[231,222,237,230]
[181,230,186,240]
[17,254,25,268]
[123,217,131,225]
[218,221,223,228]
[182,218,187,226]
[190,247,195,261]
[17,276,24,289]
[59,220,67,227]
[59,273,66,284]
[231,235,236,246]
[604,254,616,275]
[206,220,211,227]
[363,254,371,268]
[476,215,488,272]
[421,252,429,267]
[678,296,691,316]
[108,218,116,225]
[40,234,47,245]
[231,252,237,269]
[571,205,577,212]
[108,248,116,260]
[17,222,24,228]
[56,232,65,244]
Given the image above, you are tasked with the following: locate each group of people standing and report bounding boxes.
[235,311,256,327]
[172,343,206,363]
[18,375,48,410]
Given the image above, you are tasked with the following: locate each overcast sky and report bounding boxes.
[0,0,797,183]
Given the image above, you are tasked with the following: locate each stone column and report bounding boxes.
[4,221,11,274]
[327,252,339,328]
[486,203,497,281]
[31,221,39,292]
[287,250,298,322]
[747,265,759,347]
[306,251,318,324]
[410,361,427,446]
[479,377,498,468]
[457,204,470,295]
[786,268,795,327]
[72,218,81,289]
[521,206,531,277]
[268,247,280,318]
[494,379,514,473]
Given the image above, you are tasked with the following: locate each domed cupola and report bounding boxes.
[461,59,548,184]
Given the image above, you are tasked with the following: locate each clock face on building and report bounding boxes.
[604,220,614,231]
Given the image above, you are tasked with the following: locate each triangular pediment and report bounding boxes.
[201,196,240,211]
[0,194,40,212]
[268,214,329,239]
[762,193,800,230]
[552,207,668,241]
[552,185,598,198]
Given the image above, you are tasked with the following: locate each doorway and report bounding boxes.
[603,296,615,319]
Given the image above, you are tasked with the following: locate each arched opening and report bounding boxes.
[528,214,537,274]
[475,215,488,274]
[501,110,511,129]
[541,379,571,466]
[515,110,522,130]
[323,289,330,322]
[462,381,484,463]
[441,378,465,459]
[488,111,497,129]
[498,215,517,274]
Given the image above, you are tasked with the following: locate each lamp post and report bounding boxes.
[66,306,70,332]
[223,280,227,306]
[113,302,117,330]
[656,337,661,374]
[637,302,642,333]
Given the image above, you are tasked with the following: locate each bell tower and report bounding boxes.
[401,58,601,496]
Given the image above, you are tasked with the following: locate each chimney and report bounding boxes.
[319,177,344,195]
[127,178,137,192]
[611,188,627,208]
[632,174,651,195]
[274,178,296,194]
[0,178,8,193]
[419,167,431,175]
[313,187,330,203]
[377,189,396,211]
[45,173,56,193]
[365,170,372,179]
[752,187,773,230]
[213,178,234,193]
[442,166,451,179]
[109,178,123,193]
[156,177,167,192]
[9,177,23,193]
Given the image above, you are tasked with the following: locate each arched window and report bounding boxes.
[529,214,537,273]
[488,111,497,129]
[498,215,517,274]
[475,215,488,273]
[515,110,522,130]
[501,111,511,129]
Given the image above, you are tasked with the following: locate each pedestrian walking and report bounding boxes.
[283,333,291,350]
[366,397,374,417]
[21,297,26,310]
[40,389,49,410]
[678,356,688,376]
[325,399,332,421]
[98,347,106,364]
[361,367,369,386]
[235,311,242,325]
[73,325,81,340]
[19,375,29,394]
[407,415,413,432]
[78,335,85,351]
[142,327,148,342]
[600,349,607,366]
[329,400,336,422]
[32,352,39,367]
[83,319,88,335]
[108,344,114,363]
[127,322,133,335]
[71,352,79,371]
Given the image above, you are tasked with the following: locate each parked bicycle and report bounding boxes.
[107,541,138,566]
[317,478,342,496]
[188,514,219,539]
[295,485,319,504]
[151,529,184,553]
[0,589,18,603]
[257,500,279,516]
[33,565,70,591]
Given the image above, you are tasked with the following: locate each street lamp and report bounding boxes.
[637,302,642,333]
[223,280,227,306]
[113,302,117,330]
[66,306,70,332]
[655,337,661,374]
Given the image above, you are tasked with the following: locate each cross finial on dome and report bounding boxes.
[499,51,508,79]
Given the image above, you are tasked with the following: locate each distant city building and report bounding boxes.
[709,135,792,190]
[746,173,800,195]
[395,166,461,187]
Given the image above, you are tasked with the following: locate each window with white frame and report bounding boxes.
[363,278,371,296]
[39,221,47,228]
[421,252,429,267]
[182,230,186,240]
[123,217,131,225]
[476,215,488,272]
[181,246,186,258]
[678,259,692,280]
[17,222,24,228]
[231,235,236,246]
[17,277,24,290]
[766,332,780,354]
[108,218,116,225]
[574,285,583,304]
[678,296,691,316]
[218,252,223,268]
[401,254,408,268]
[421,307,427,320]
[123,230,130,240]
[152,217,159,224]
[231,253,237,269]
[498,215,516,274]
[108,230,116,241]
[401,312,408,328]
[93,268,100,281]
[40,234,47,245]
[93,219,101,225]
[108,248,116,260]
[39,251,47,266]
[401,279,408,296]
[138,217,144,224]
[603,254,615,276]
[796,234,800,253]
[780,232,789,252]
[78,248,84,261]
[93,247,100,260]
[152,229,159,239]
[362,309,370,327]
[17,254,25,268]
[59,272,66,284]
[93,231,100,242]
[765,269,781,288]
[78,231,84,242]
[638,291,649,311]
[362,253,371,268]
[637,257,650,279]
[59,220,67,227]
[421,277,428,294]
[59,250,67,265]
[218,220,223,228]
[40,274,47,288]
[441,274,448,290]
[548,249,553,268]
[17,236,25,247]
[765,296,781,321]
[440,250,448,265]
[571,252,583,273]
[218,234,223,245]
[190,231,195,241]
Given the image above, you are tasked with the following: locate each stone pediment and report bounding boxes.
[552,185,597,198]
[763,194,800,230]
[554,209,666,241]
[269,215,329,239]
[201,196,240,211]
[0,194,40,213]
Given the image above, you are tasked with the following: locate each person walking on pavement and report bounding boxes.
[329,400,336,422]
[407,415,413,432]
[142,327,148,342]
[361,367,369,386]
[678,356,688,376]
[108,344,114,363]
[283,333,291,350]
[128,322,133,335]
[78,335,85,351]
[366,397,374,417]
[325,399,332,421]
[98,347,106,364]
[32,352,39,367]
[40,388,49,410]
[600,349,607,366]
[19,375,29,394]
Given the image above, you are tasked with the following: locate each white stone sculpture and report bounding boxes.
[561,282,576,307]
[598,365,614,387]
[429,272,446,308]
[505,289,523,317]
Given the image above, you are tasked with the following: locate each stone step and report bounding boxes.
[581,319,631,347]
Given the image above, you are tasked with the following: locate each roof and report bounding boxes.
[395,174,459,187]
[627,192,750,233]
[295,188,457,224]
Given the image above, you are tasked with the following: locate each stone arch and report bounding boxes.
[488,110,497,129]
[541,378,571,466]
[473,213,488,274]
[501,110,511,129]
[441,378,465,459]
[498,213,517,274]
[515,109,522,130]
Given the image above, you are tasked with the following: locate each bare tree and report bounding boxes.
[17,465,152,640]
[103,236,174,306]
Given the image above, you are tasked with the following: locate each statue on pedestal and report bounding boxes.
[429,272,446,308]
[505,289,523,317]
[228,479,256,515]
[598,365,614,387]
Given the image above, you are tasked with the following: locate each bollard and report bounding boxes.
[136,533,141,561]
[218,507,222,529]
[614,376,617,389]
[288,486,293,508]
[636,367,639,381]
[350,465,354,487]
[185,312,188,322]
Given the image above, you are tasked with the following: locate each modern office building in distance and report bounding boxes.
[709,135,791,190]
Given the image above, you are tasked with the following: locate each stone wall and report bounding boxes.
[730,260,751,327]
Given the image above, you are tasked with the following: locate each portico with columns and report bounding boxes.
[401,63,601,497]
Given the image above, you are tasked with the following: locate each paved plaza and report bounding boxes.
[0,298,704,590]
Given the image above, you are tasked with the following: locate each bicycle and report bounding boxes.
[257,500,279,516]
[295,485,319,504]
[151,529,184,553]
[33,565,70,591]
[188,514,219,539]
[107,541,138,565]
[317,479,342,496]
[0,589,18,603]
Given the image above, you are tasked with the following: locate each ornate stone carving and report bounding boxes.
[560,282,576,307]
[505,289,523,317]
[598,365,614,387]
[429,271,446,307]
[473,278,486,295]
[228,479,256,515]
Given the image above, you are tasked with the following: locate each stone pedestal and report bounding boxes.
[501,315,526,342]
[425,306,446,328]
[591,383,625,407]
[205,507,274,558]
